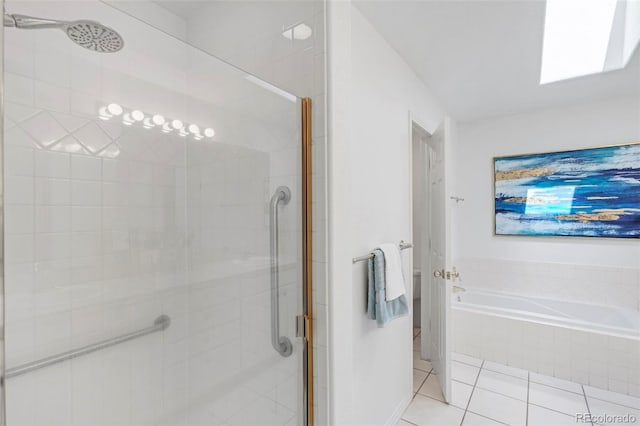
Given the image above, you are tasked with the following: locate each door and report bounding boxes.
[421,119,452,402]
[1,1,312,425]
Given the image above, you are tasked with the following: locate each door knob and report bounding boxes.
[433,269,444,278]
[446,267,460,281]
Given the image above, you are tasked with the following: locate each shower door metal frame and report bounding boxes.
[301,97,313,426]
[0,0,6,422]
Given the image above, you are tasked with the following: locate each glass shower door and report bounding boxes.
[2,1,309,424]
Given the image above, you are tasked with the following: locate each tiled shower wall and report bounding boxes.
[3,1,307,424]
[4,96,190,425]
[182,113,303,425]
[455,257,640,311]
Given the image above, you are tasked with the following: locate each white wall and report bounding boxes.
[453,97,640,308]
[327,2,445,424]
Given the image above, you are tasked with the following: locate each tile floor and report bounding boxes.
[402,328,640,426]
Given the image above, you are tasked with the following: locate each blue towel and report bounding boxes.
[367,249,409,327]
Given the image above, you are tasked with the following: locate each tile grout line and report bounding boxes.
[528,401,589,418]
[467,412,511,426]
[481,365,528,380]
[452,358,483,369]
[482,365,592,399]
[528,379,584,396]
[414,368,430,398]
[581,384,594,426]
[525,371,530,426]
[472,382,529,403]
[584,394,640,411]
[459,359,484,426]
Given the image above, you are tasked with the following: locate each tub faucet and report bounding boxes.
[453,285,466,293]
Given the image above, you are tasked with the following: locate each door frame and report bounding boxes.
[408,113,453,403]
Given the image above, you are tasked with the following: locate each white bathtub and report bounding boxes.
[454,288,640,341]
[452,288,640,397]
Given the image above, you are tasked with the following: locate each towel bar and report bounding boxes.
[352,241,413,264]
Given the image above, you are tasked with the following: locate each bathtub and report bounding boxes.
[454,288,640,341]
[452,288,640,397]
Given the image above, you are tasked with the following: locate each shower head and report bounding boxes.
[4,13,124,53]
[65,21,124,53]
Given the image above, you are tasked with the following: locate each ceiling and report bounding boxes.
[354,1,640,122]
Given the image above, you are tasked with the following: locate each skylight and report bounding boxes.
[540,0,640,84]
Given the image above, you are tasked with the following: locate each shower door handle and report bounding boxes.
[269,186,293,357]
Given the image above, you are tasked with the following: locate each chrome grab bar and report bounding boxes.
[270,186,293,357]
[5,315,171,379]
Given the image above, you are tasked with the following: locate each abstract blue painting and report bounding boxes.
[494,143,640,238]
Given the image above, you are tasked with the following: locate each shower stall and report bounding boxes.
[0,0,315,424]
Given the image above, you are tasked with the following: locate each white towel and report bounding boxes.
[378,243,406,301]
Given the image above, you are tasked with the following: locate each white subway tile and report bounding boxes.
[35,150,70,178]
[34,46,70,87]
[5,146,35,177]
[71,155,102,181]
[6,175,35,205]
[6,377,38,425]
[71,256,103,286]
[35,178,71,205]
[71,232,103,258]
[6,205,35,235]
[71,207,101,232]
[5,72,35,105]
[5,234,34,263]
[72,181,102,206]
[34,81,70,113]
[102,159,129,182]
[34,259,71,290]
[35,233,71,262]
[34,364,72,426]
